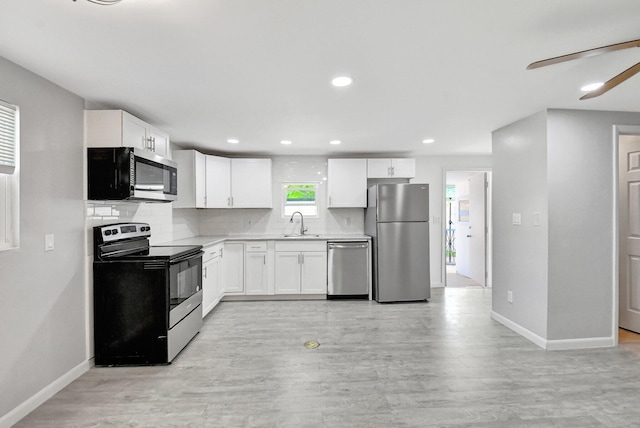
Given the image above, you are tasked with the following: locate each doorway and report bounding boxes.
[444,170,492,288]
[617,130,640,337]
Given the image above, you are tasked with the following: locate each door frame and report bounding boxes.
[613,125,640,345]
[441,168,493,287]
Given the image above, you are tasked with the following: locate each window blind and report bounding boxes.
[0,100,17,175]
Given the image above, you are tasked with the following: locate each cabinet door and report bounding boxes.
[202,256,220,317]
[194,151,207,208]
[328,159,367,208]
[148,126,170,158]
[222,243,244,294]
[173,150,206,208]
[231,159,272,208]
[274,252,301,294]
[391,158,415,178]
[122,112,148,150]
[301,251,327,294]
[205,155,232,208]
[245,252,268,295]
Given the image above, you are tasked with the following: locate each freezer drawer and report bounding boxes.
[327,242,369,297]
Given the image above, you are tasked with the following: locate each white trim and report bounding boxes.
[0,360,90,428]
[491,310,547,349]
[431,282,444,288]
[491,311,615,350]
[612,125,640,346]
[545,336,615,350]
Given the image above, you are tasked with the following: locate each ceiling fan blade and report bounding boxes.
[527,38,640,70]
[580,61,640,100]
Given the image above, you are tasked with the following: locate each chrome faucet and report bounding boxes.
[289,211,307,235]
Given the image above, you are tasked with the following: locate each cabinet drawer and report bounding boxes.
[275,241,327,252]
[203,244,222,262]
[245,241,267,252]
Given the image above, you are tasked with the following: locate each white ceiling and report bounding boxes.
[1,0,640,157]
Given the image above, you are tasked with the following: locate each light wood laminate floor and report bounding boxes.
[15,288,640,427]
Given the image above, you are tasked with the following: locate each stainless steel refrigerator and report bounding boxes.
[365,183,431,302]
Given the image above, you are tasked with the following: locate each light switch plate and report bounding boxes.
[512,213,521,225]
[533,212,541,226]
[44,234,55,251]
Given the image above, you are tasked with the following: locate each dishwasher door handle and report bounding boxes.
[328,243,368,249]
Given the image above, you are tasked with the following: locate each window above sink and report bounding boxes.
[282,182,319,218]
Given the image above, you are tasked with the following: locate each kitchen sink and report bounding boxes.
[282,234,321,238]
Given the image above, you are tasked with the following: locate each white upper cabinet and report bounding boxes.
[367,158,415,178]
[327,158,367,208]
[172,151,271,209]
[85,109,170,158]
[230,158,272,208]
[172,150,206,208]
[205,155,231,208]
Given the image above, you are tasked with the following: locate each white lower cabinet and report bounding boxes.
[274,241,327,295]
[202,243,223,317]
[244,241,268,295]
[222,242,244,294]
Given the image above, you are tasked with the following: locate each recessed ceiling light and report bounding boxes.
[330,140,342,145]
[280,140,292,145]
[422,138,435,144]
[331,76,353,87]
[581,82,604,92]
[227,139,239,144]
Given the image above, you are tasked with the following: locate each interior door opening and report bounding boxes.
[444,170,492,288]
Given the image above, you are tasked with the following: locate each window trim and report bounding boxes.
[281,182,320,218]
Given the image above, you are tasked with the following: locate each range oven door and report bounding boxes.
[168,252,203,328]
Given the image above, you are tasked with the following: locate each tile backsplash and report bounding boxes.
[86,156,366,249]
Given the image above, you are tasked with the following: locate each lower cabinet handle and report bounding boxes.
[263,254,266,264]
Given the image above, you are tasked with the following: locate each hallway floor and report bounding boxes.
[15,288,640,427]
[445,264,484,288]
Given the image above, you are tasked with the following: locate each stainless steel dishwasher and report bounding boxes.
[327,241,369,298]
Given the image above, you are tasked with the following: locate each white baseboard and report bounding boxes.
[491,311,547,349]
[545,336,615,350]
[431,282,444,288]
[490,311,615,350]
[0,359,90,428]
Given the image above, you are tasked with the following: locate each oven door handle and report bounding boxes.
[170,250,204,264]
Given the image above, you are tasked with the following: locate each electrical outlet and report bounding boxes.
[507,290,513,303]
[346,217,351,226]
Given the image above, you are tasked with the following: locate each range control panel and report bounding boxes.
[95,222,151,244]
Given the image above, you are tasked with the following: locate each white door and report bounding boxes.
[148,127,169,157]
[469,173,486,285]
[619,136,640,333]
[205,155,231,208]
[231,159,272,208]
[245,252,268,295]
[391,158,415,178]
[274,252,301,294]
[222,243,244,294]
[300,251,328,294]
[122,112,148,150]
[327,159,367,207]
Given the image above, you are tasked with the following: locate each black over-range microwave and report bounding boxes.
[88,147,178,203]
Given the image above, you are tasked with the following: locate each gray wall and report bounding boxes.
[493,108,640,343]
[492,111,549,338]
[0,57,86,418]
[546,109,640,340]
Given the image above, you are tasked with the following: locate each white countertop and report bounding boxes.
[164,234,371,247]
